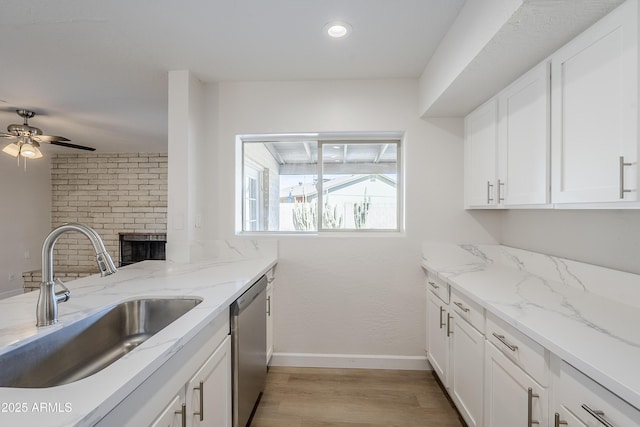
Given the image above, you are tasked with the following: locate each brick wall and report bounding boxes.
[50,153,168,269]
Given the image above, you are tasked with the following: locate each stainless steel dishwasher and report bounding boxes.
[231,275,267,427]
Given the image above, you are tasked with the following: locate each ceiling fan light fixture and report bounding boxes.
[19,141,42,159]
[2,142,20,157]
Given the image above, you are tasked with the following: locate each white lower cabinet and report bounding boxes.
[152,336,232,427]
[266,277,274,365]
[426,286,450,386]
[450,311,484,427]
[552,360,640,427]
[186,336,232,427]
[484,340,548,426]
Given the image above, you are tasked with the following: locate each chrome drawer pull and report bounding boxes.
[194,380,204,421]
[428,281,440,290]
[527,388,540,426]
[175,403,187,427]
[492,332,518,352]
[453,301,469,313]
[619,156,634,199]
[439,306,446,329]
[487,181,494,204]
[582,404,615,427]
[554,413,568,427]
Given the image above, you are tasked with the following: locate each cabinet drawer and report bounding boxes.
[450,289,484,333]
[557,361,640,427]
[486,312,548,386]
[426,272,449,304]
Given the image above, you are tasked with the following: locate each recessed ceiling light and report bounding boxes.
[324,22,351,39]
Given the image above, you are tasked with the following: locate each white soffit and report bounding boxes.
[421,0,626,118]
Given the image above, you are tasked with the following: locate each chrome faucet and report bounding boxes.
[36,223,118,327]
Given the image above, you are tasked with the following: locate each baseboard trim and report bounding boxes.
[271,352,430,371]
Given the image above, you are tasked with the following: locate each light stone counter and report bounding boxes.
[421,242,640,411]
[0,240,277,426]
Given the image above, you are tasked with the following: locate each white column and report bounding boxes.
[167,70,205,262]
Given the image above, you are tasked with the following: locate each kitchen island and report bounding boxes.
[0,240,277,426]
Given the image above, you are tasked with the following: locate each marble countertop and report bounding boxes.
[421,242,640,411]
[0,240,277,426]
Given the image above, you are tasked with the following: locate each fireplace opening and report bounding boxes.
[119,233,167,267]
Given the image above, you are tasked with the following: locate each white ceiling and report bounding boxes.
[0,0,465,154]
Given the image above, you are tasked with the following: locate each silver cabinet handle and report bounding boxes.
[428,281,439,290]
[582,404,615,427]
[619,156,634,199]
[453,301,469,313]
[528,388,540,426]
[193,380,204,421]
[267,296,271,316]
[492,332,518,352]
[439,306,446,329]
[175,403,187,427]
[554,413,568,427]
[446,313,453,337]
[487,181,494,204]
[498,179,505,203]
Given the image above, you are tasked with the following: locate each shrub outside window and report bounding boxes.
[239,133,402,233]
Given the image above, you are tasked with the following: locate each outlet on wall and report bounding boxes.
[24,249,30,259]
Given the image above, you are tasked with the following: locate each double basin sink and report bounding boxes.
[0,298,202,388]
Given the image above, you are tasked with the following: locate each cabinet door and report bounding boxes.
[186,336,232,427]
[484,341,547,427]
[498,61,550,206]
[151,393,185,427]
[450,314,484,427]
[426,290,450,387]
[551,0,638,203]
[266,281,273,365]
[465,98,499,207]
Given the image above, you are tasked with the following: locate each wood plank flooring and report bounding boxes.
[250,367,464,427]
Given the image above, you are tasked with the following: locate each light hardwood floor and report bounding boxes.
[250,367,464,427]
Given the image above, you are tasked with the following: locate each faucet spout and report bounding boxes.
[37,223,117,327]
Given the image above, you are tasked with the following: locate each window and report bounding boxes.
[238,133,402,233]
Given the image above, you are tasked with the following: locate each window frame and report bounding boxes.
[236,132,404,235]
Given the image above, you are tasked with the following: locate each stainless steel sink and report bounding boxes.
[0,298,202,388]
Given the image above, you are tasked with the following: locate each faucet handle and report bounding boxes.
[54,278,71,303]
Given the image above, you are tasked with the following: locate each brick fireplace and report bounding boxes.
[23,152,168,292]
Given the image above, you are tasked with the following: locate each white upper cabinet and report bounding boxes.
[551,0,638,204]
[498,61,550,206]
[465,62,551,209]
[464,98,499,208]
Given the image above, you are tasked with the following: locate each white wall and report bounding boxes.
[210,79,497,368]
[0,155,51,297]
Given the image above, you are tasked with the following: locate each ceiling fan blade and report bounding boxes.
[0,132,17,139]
[32,135,71,142]
[49,141,96,151]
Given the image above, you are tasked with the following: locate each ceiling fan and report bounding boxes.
[1,109,95,161]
